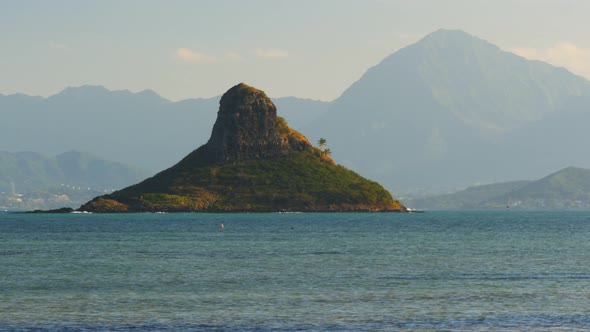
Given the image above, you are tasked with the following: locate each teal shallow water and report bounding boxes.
[2,211,590,331]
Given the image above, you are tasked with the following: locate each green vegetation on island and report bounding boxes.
[80,83,405,213]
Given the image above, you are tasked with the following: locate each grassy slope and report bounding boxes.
[84,148,404,212]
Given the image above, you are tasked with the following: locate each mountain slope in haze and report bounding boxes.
[406,180,532,209]
[0,150,148,193]
[495,96,590,180]
[407,167,590,210]
[0,150,149,210]
[501,167,590,207]
[0,86,330,174]
[303,29,590,193]
[80,83,404,213]
[335,29,590,133]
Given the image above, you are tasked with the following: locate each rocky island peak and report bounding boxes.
[79,83,405,212]
[205,83,312,163]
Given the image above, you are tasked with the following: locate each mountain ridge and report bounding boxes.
[406,166,590,210]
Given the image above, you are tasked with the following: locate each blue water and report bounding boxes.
[2,211,590,331]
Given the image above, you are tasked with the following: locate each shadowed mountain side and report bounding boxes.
[493,96,590,179]
[80,84,405,213]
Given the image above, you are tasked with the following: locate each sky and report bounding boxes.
[1,0,590,101]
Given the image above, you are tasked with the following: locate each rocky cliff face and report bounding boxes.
[205,83,311,163]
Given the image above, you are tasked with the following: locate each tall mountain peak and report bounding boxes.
[422,28,482,40]
[417,29,498,53]
[310,29,590,193]
[383,29,500,66]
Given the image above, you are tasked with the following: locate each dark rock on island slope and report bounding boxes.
[80,83,405,212]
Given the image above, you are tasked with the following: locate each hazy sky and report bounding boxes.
[2,0,589,101]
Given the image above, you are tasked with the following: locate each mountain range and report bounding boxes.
[2,29,590,197]
[0,86,329,174]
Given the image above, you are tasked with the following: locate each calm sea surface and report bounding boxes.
[2,211,590,331]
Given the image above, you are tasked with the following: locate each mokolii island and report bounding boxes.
[76,83,406,213]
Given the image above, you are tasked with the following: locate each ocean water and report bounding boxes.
[2,211,590,331]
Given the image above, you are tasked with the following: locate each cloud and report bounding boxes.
[175,48,217,63]
[512,42,590,78]
[253,48,289,59]
[175,47,288,63]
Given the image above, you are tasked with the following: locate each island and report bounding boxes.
[79,83,406,212]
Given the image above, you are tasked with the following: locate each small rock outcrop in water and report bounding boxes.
[80,83,406,212]
[27,207,75,214]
